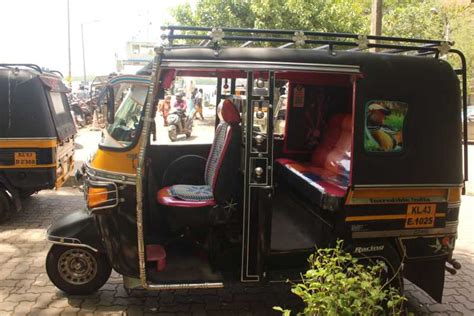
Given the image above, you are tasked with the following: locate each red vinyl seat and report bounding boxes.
[276,113,352,210]
[157,99,241,208]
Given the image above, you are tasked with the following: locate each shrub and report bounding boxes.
[274,240,406,315]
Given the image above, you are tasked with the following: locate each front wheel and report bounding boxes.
[168,125,177,142]
[46,245,112,295]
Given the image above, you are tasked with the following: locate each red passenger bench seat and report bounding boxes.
[276,114,352,211]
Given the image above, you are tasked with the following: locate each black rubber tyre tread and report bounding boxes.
[168,126,177,142]
[46,245,112,295]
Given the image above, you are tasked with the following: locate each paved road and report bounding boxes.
[0,189,302,316]
[0,188,473,315]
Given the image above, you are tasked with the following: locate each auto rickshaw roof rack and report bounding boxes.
[0,63,43,73]
[160,25,453,57]
[0,64,64,78]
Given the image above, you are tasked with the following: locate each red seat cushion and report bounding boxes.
[311,114,351,178]
[276,158,347,198]
[221,99,241,124]
[157,186,216,208]
[275,113,352,210]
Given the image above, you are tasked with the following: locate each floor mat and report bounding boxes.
[147,247,222,284]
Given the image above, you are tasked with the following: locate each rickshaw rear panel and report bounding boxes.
[0,65,76,220]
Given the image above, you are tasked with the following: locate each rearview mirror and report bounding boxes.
[106,85,115,124]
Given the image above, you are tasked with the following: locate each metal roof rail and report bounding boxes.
[0,63,43,73]
[160,25,454,56]
[46,70,64,77]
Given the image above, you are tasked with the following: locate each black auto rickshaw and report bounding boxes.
[0,64,76,222]
[46,27,468,303]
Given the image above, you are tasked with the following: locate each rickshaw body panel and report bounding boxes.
[351,59,462,186]
[93,185,140,277]
[82,160,139,276]
[91,146,139,176]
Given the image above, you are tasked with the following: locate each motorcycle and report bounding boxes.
[79,99,94,125]
[167,109,193,142]
[70,102,87,128]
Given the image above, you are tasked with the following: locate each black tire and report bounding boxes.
[350,240,405,313]
[0,190,12,223]
[46,245,112,295]
[168,126,177,142]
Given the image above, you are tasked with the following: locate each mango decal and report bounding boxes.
[365,100,408,152]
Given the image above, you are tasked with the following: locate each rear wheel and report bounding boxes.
[351,241,405,313]
[46,245,112,295]
[0,190,12,223]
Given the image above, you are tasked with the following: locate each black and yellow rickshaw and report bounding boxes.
[0,64,76,222]
[46,27,468,302]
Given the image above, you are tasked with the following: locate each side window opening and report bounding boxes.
[364,100,408,153]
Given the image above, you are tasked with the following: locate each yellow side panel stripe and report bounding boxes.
[350,188,447,199]
[0,139,57,148]
[345,213,446,222]
[447,188,461,203]
[0,163,57,169]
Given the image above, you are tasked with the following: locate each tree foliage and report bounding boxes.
[171,0,370,33]
[171,0,255,28]
[170,0,473,86]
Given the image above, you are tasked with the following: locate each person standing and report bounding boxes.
[193,88,204,120]
[189,88,196,113]
[158,95,171,126]
[151,101,158,141]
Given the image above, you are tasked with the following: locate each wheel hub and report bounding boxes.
[58,248,97,285]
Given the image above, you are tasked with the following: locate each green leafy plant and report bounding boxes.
[274,240,406,315]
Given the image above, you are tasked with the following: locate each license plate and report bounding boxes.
[405,204,436,228]
[14,152,37,166]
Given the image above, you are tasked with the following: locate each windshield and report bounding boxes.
[102,84,148,148]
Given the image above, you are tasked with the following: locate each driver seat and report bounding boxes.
[157,99,241,216]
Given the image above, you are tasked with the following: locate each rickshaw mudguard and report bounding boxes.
[47,208,105,253]
[404,258,446,303]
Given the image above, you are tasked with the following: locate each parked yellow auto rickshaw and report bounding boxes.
[0,64,76,222]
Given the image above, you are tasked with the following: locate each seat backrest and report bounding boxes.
[311,113,352,178]
[204,99,241,203]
